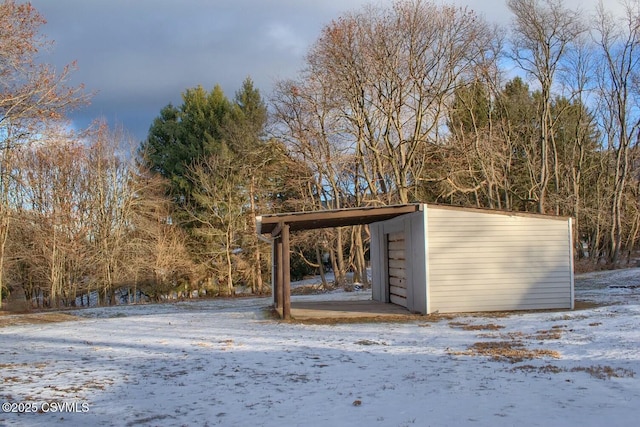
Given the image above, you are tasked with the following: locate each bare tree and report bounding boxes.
[507,0,585,213]
[272,0,496,287]
[555,33,600,257]
[593,0,640,264]
[186,152,249,295]
[124,168,197,302]
[0,1,85,307]
[304,0,496,204]
[17,127,91,307]
[83,123,144,305]
[272,77,355,285]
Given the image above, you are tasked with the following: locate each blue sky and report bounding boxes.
[26,0,607,141]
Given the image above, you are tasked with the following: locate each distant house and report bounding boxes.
[256,203,574,318]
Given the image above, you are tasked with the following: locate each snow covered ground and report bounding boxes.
[1,268,639,427]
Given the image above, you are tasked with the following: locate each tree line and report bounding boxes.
[2,0,640,309]
[268,0,640,285]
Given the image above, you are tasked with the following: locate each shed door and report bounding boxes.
[387,232,407,307]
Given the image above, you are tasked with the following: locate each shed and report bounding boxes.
[369,204,574,314]
[256,203,574,318]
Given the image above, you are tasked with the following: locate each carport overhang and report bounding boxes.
[256,204,423,319]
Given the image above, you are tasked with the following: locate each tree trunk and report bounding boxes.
[225,226,234,296]
[0,213,8,310]
[334,228,347,286]
[352,225,368,286]
[315,246,329,289]
[249,176,263,293]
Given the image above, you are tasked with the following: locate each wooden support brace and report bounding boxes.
[271,222,283,238]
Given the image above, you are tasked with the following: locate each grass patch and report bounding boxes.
[284,314,425,325]
[533,328,564,340]
[448,321,505,331]
[291,284,336,295]
[0,312,79,328]
[450,341,561,363]
[571,365,635,380]
[575,300,605,308]
[355,339,388,346]
[511,364,635,380]
[479,327,566,341]
[551,314,589,321]
[512,364,565,375]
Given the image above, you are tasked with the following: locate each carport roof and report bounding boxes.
[256,204,422,235]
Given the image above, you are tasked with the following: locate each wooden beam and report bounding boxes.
[282,223,291,320]
[258,204,423,234]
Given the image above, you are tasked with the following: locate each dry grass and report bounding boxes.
[479,326,567,341]
[285,314,425,325]
[449,320,566,363]
[533,328,564,340]
[512,364,565,375]
[0,312,79,328]
[450,340,561,363]
[511,364,635,380]
[448,321,505,331]
[571,365,635,380]
[0,362,48,370]
[290,284,336,295]
[354,339,388,346]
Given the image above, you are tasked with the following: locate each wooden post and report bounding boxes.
[282,223,291,320]
[276,235,284,313]
[272,239,279,307]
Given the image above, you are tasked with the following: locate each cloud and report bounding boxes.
[265,22,308,56]
[25,0,614,141]
[28,1,382,139]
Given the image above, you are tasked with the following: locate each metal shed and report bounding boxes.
[369,204,574,314]
[256,203,574,318]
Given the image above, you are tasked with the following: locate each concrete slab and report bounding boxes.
[277,300,416,321]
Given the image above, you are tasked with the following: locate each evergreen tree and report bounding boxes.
[141,79,298,294]
[140,85,232,206]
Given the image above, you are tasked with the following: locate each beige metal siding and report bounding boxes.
[387,232,407,307]
[426,206,573,313]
